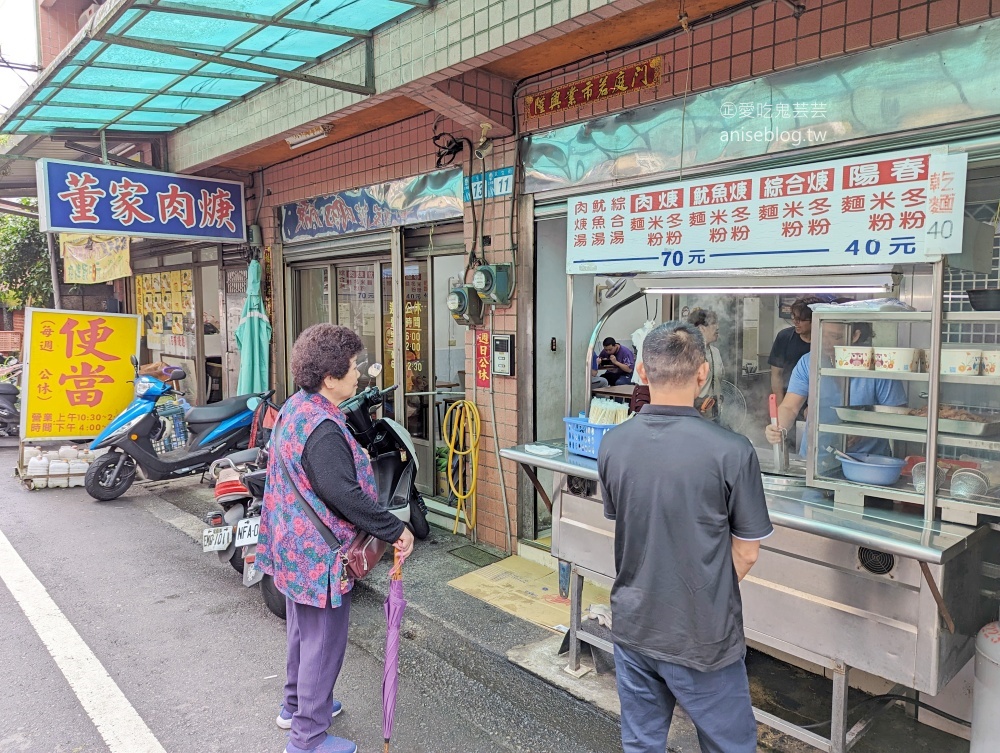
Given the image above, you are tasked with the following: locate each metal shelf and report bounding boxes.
[941,374,1000,386]
[820,368,1000,386]
[818,422,1000,452]
[944,312,1000,322]
[811,311,932,322]
[820,368,928,382]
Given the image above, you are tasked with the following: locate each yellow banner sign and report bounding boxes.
[60,234,132,284]
[21,308,140,440]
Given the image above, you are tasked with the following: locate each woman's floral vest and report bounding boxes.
[255,390,376,608]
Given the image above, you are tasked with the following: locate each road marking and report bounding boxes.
[0,528,167,753]
[139,494,204,543]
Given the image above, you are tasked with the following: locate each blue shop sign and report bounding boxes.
[464,166,514,202]
[37,159,246,243]
[281,168,464,244]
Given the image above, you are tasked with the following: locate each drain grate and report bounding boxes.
[449,545,502,568]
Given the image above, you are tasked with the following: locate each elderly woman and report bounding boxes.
[256,324,415,753]
[687,308,724,421]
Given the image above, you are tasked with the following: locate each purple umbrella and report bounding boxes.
[382,550,407,753]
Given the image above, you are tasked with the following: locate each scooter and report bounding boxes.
[85,355,275,501]
[201,447,267,576]
[253,366,430,619]
[0,359,22,437]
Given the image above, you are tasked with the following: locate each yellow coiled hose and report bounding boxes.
[443,399,481,533]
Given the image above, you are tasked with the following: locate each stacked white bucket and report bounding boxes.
[23,446,98,488]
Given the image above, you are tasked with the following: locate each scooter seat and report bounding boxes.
[185,395,253,425]
[0,383,18,395]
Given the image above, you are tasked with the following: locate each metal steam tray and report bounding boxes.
[833,405,1000,437]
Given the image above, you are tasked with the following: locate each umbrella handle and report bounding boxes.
[390,548,406,580]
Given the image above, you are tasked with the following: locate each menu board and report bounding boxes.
[134,268,196,356]
[566,148,968,274]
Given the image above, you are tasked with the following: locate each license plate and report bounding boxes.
[202,526,233,552]
[234,516,261,547]
[243,546,264,587]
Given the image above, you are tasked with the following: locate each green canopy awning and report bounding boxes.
[2,0,430,136]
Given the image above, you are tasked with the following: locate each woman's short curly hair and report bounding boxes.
[291,324,364,391]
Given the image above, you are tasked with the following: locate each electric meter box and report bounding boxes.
[472,264,513,305]
[492,334,515,377]
[446,285,484,326]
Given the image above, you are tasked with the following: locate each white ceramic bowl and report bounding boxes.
[834,346,874,370]
[873,347,921,372]
[982,350,1000,376]
[940,349,981,375]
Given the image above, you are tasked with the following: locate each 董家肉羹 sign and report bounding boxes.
[37,159,246,243]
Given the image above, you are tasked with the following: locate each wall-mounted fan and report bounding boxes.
[596,278,628,304]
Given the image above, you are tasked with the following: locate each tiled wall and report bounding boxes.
[518,0,1000,132]
[37,0,90,68]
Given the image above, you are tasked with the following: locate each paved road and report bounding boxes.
[0,449,576,753]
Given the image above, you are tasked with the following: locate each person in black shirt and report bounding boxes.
[599,321,772,753]
[768,295,821,405]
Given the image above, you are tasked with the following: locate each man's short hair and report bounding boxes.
[790,295,823,322]
[602,337,617,348]
[641,321,706,388]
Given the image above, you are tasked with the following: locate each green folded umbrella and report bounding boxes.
[235,259,271,395]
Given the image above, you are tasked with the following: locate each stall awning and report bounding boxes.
[1,0,429,136]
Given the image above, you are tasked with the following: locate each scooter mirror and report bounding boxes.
[246,396,261,411]
[367,363,383,378]
[130,355,139,368]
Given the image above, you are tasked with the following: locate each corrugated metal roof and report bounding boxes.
[2,0,428,136]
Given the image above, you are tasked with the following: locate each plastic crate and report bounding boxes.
[564,416,615,459]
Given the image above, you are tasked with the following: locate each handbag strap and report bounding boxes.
[272,414,344,553]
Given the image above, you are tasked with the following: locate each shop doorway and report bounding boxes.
[530,217,596,545]
[285,241,466,504]
[289,261,385,388]
[380,253,467,499]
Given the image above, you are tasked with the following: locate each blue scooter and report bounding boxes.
[85,356,274,501]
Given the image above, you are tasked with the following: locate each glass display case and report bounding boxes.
[807,309,1000,524]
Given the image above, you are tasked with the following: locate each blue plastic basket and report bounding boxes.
[564,416,615,459]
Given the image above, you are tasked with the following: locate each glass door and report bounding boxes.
[334,264,379,371]
[294,266,330,337]
[381,259,433,490]
[431,254,468,502]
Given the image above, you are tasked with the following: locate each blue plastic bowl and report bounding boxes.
[838,454,905,486]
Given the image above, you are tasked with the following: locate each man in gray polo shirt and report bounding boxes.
[598,321,772,753]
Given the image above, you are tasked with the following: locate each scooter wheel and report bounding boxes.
[260,575,287,620]
[408,495,430,540]
[84,452,137,501]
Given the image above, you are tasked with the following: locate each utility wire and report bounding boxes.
[0,54,32,86]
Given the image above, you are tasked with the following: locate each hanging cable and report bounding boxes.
[444,398,481,534]
[478,151,489,265]
[432,131,479,272]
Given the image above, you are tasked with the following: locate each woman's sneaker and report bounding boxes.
[275,699,343,729]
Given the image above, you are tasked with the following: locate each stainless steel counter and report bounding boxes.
[501,441,986,565]
[503,439,998,752]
